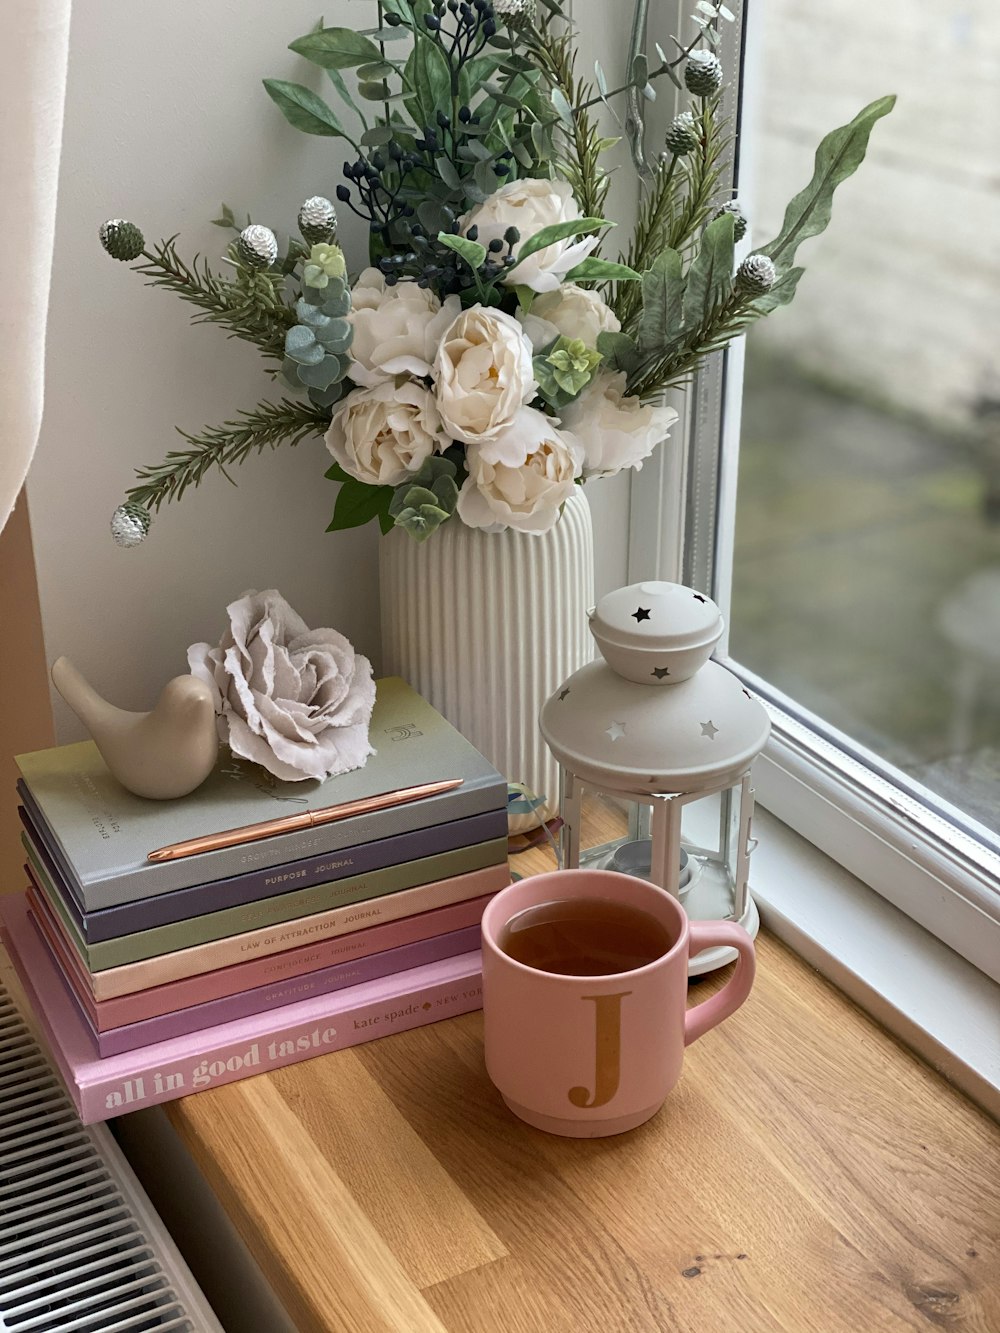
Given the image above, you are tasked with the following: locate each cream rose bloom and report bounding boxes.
[461,179,598,294]
[434,305,536,444]
[325,381,448,486]
[456,407,583,534]
[517,283,621,351]
[348,268,460,387]
[560,371,679,479]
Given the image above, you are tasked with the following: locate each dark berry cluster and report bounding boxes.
[410,0,498,57]
[336,149,420,246]
[377,222,521,295]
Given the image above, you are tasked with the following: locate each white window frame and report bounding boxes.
[625,0,1000,995]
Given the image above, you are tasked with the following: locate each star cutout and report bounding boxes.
[631,607,651,622]
[558,688,571,701]
[693,593,707,604]
[700,720,719,740]
[651,666,671,680]
[606,721,627,742]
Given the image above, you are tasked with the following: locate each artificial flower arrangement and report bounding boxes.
[101,0,893,547]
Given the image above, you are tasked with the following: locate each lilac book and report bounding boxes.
[19,802,507,939]
[0,892,483,1125]
[37,912,481,1057]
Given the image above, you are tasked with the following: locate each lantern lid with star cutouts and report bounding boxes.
[588,580,725,684]
[541,583,770,795]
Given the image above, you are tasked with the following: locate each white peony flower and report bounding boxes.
[560,371,679,479]
[456,407,583,534]
[434,305,536,444]
[517,283,621,351]
[348,268,460,386]
[188,589,375,783]
[461,178,599,294]
[325,381,448,486]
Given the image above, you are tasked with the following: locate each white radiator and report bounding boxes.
[0,968,224,1333]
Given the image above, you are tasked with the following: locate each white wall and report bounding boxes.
[28,0,642,742]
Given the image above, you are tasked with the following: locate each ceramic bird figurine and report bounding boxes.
[51,656,219,800]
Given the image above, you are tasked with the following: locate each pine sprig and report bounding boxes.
[615,97,726,331]
[529,24,611,220]
[629,291,755,398]
[125,399,332,511]
[132,238,296,358]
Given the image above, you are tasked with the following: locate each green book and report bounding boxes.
[29,836,508,971]
[17,678,507,911]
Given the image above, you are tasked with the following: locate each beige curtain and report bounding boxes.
[0,1,72,534]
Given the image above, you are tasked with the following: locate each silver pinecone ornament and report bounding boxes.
[236,224,279,270]
[298,196,337,246]
[494,0,536,27]
[110,503,151,548]
[664,112,698,156]
[735,253,776,296]
[99,219,145,262]
[714,199,748,242]
[685,50,723,96]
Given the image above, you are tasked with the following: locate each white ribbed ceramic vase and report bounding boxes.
[379,489,595,833]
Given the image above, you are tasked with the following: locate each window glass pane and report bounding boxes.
[729,3,1000,839]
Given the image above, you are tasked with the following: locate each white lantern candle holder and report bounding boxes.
[540,581,770,976]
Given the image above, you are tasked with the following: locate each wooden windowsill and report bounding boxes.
[163,825,1000,1333]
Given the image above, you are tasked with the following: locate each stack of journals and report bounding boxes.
[1,678,509,1122]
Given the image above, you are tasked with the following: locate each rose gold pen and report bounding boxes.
[146,778,464,863]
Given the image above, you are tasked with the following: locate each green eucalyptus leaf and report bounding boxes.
[631,53,648,85]
[474,159,499,195]
[285,326,324,365]
[288,28,384,70]
[327,476,394,532]
[483,81,523,109]
[437,232,488,269]
[263,80,345,137]
[566,258,642,283]
[550,87,574,127]
[308,381,346,410]
[360,125,396,146]
[436,156,462,189]
[595,61,608,96]
[358,80,393,100]
[356,25,412,40]
[682,212,735,332]
[511,217,607,268]
[761,95,896,272]
[418,199,454,233]
[357,60,397,80]
[638,249,685,351]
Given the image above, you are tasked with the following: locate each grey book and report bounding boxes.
[17,677,508,911]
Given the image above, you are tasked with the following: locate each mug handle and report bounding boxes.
[683,921,756,1046]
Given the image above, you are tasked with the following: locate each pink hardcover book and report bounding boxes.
[51,863,508,1001]
[0,892,483,1124]
[31,884,497,1030]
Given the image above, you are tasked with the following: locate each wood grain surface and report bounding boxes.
[166,818,1000,1333]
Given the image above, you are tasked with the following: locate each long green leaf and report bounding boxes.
[566,258,642,283]
[511,218,607,268]
[748,266,805,316]
[761,95,895,272]
[406,35,452,127]
[681,212,735,332]
[289,28,385,70]
[596,330,640,374]
[638,249,685,352]
[327,476,393,532]
[263,80,345,137]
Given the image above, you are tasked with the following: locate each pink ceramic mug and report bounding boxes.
[481,868,755,1137]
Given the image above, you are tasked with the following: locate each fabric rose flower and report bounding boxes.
[461,179,599,294]
[456,407,583,533]
[559,371,680,478]
[348,267,460,387]
[188,589,375,782]
[325,381,448,487]
[517,282,621,351]
[434,305,536,444]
